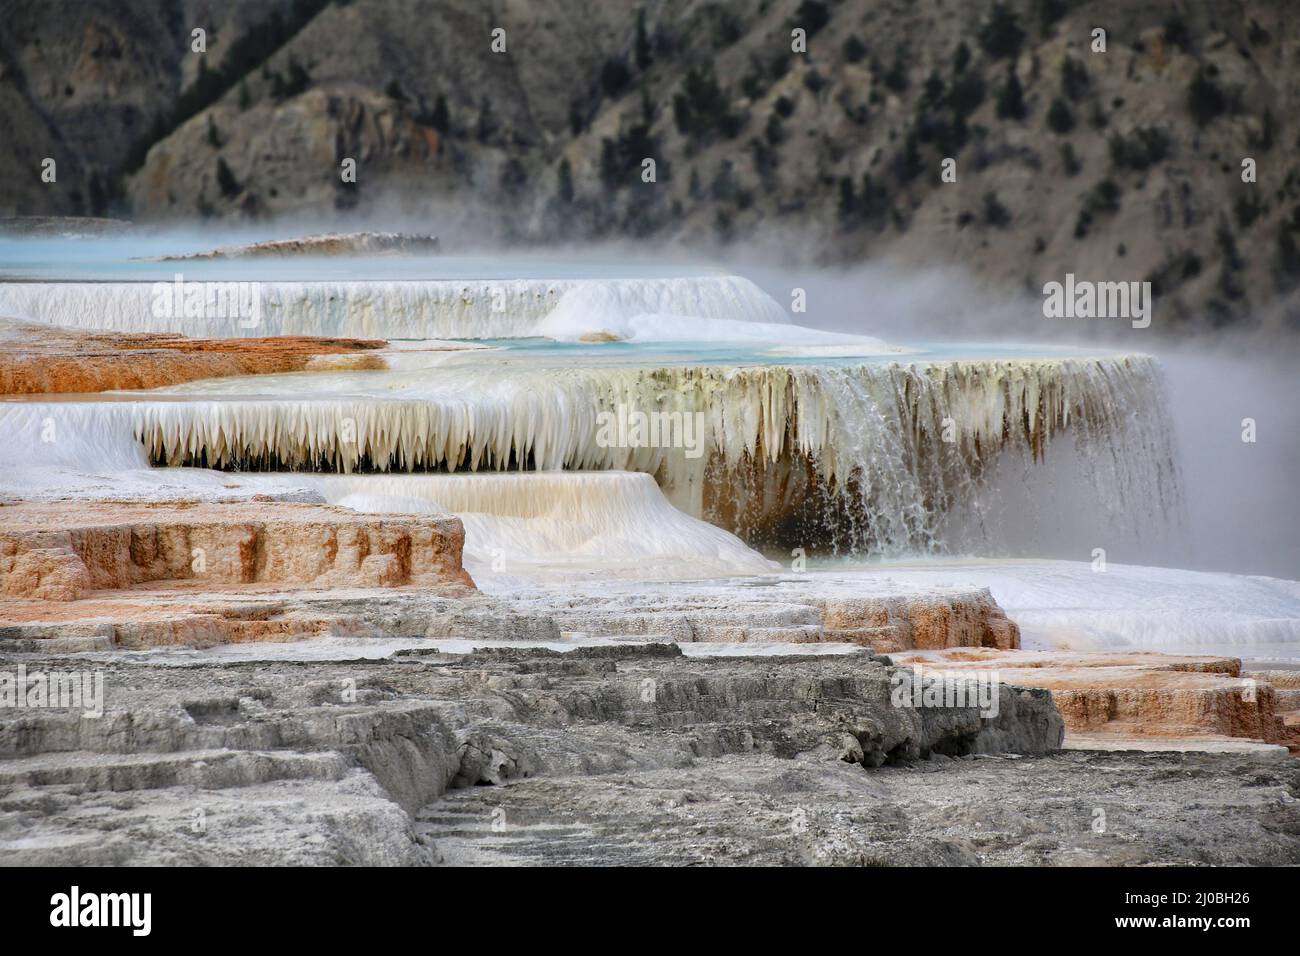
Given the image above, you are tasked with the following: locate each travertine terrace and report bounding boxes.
[0,258,1296,868]
[892,648,1300,754]
[0,317,385,395]
[0,500,474,600]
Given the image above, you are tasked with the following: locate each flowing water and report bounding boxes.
[1,335,1182,556]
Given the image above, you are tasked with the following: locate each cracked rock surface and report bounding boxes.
[0,642,1063,864]
[2,641,1295,866]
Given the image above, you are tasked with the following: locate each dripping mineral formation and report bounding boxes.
[2,339,1181,555]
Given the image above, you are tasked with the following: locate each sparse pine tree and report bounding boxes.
[1277,223,1300,283]
[1188,68,1226,126]
[1033,0,1067,31]
[285,57,310,97]
[635,9,652,71]
[1060,57,1089,102]
[599,138,620,189]
[500,157,527,196]
[672,65,741,141]
[882,56,907,92]
[996,65,1026,119]
[949,70,985,117]
[600,57,631,98]
[837,176,858,225]
[980,3,1025,59]
[1046,97,1075,133]
[87,172,108,216]
[983,191,1011,227]
[794,0,831,36]
[952,41,971,74]
[921,71,945,109]
[216,157,239,197]
[476,99,496,142]
[431,95,450,133]
[1217,215,1244,271]
[557,158,575,204]
[1060,141,1082,176]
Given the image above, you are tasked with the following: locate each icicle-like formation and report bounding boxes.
[125,354,1182,554]
[0,275,788,339]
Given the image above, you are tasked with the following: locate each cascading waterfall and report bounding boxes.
[121,354,1181,555]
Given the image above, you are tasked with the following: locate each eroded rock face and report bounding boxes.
[2,642,1296,867]
[819,592,1018,651]
[0,643,1067,865]
[889,648,1299,752]
[0,501,474,599]
[0,544,91,601]
[502,580,1020,651]
[0,520,1021,654]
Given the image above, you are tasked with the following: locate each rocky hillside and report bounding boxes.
[2,0,1299,330]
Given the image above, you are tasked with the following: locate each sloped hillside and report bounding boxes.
[2,0,1298,330]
